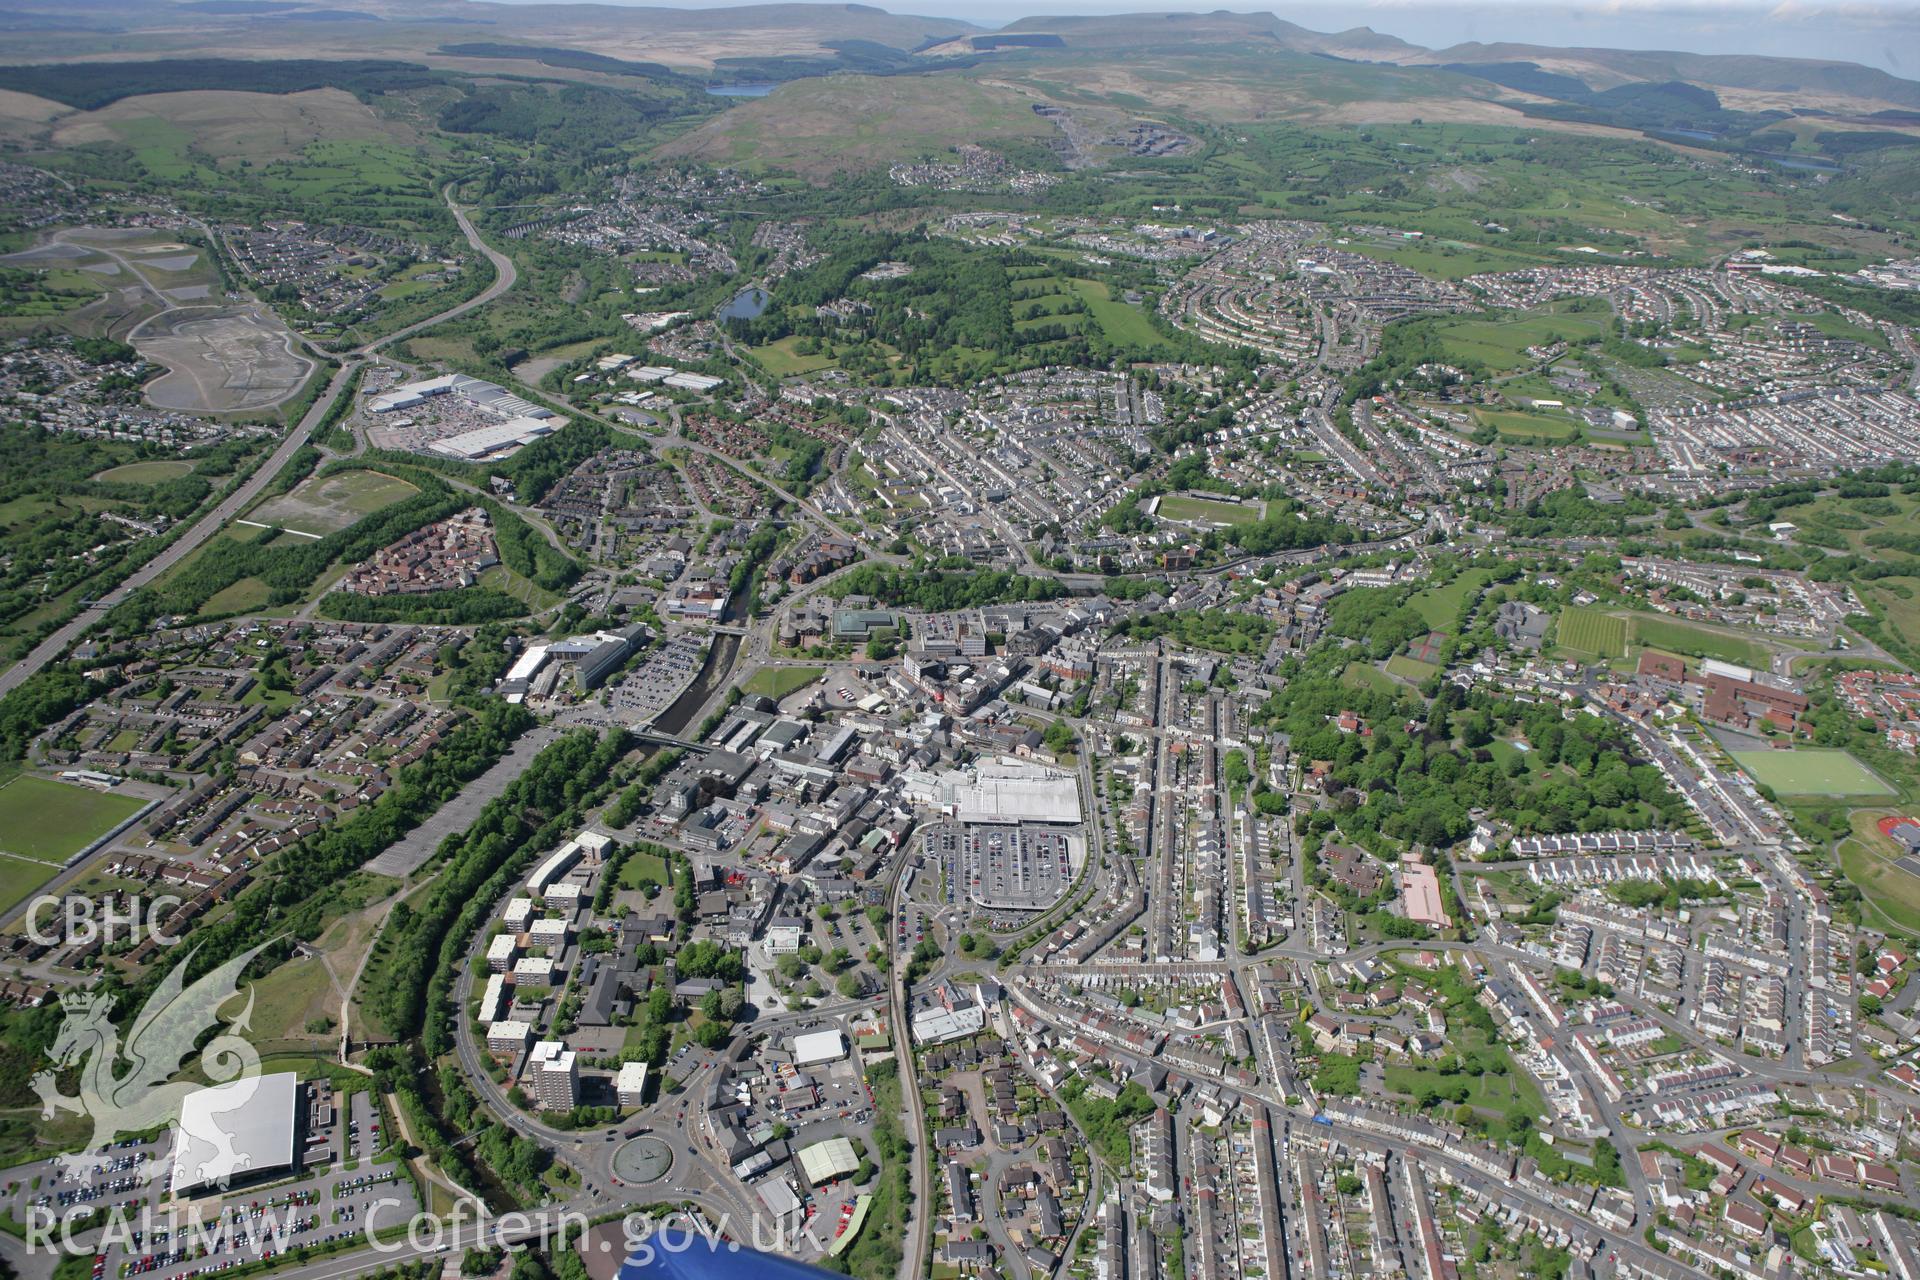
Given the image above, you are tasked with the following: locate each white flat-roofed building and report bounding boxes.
[487,933,518,973]
[913,1004,987,1045]
[529,841,583,897]
[528,917,570,950]
[505,646,551,686]
[488,1019,532,1056]
[663,371,725,393]
[792,1029,849,1067]
[514,956,556,986]
[936,762,1081,825]
[503,897,536,932]
[427,416,556,461]
[170,1072,300,1197]
[757,1178,803,1230]
[543,882,583,911]
[479,973,509,1025]
[617,1061,650,1108]
[528,1040,579,1111]
[368,374,459,413]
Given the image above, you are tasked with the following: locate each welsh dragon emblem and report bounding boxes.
[34,943,269,1187]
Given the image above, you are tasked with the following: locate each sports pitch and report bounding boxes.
[1156,494,1264,526]
[1554,607,1627,657]
[1731,749,1894,798]
[0,774,145,864]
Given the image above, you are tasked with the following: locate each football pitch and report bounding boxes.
[1156,494,1264,526]
[0,776,147,914]
[1731,749,1894,798]
[1555,607,1627,657]
[0,775,146,860]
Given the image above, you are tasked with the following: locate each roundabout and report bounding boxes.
[611,1134,674,1185]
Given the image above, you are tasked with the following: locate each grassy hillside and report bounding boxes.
[657,72,1054,175]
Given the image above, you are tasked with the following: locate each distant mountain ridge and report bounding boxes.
[0,0,1913,114]
[990,10,1421,59]
[980,10,1919,102]
[1406,41,1920,108]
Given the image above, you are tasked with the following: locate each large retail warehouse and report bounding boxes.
[170,1072,304,1197]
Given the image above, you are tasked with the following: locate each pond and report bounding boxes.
[706,83,776,97]
[719,286,772,321]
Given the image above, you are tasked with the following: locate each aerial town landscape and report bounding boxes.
[4,2,1920,1280]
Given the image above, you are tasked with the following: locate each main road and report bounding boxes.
[0,360,358,700]
[362,185,518,358]
[0,186,516,702]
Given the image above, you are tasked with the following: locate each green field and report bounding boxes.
[477,565,560,613]
[618,849,671,891]
[0,774,146,880]
[199,576,274,617]
[1552,608,1767,667]
[749,336,839,377]
[1803,311,1889,350]
[1555,607,1628,657]
[247,468,419,537]
[1063,277,1162,347]
[1473,407,1581,443]
[1156,494,1263,526]
[1838,812,1920,934]
[1430,304,1612,375]
[1340,662,1398,695]
[1730,749,1893,798]
[1409,568,1493,630]
[1383,1054,1540,1115]
[743,665,825,699]
[1385,653,1442,683]
[93,459,197,484]
[1628,615,1772,668]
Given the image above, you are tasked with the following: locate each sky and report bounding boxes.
[484,0,1920,72]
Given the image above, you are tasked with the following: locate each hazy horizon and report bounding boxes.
[476,0,1920,75]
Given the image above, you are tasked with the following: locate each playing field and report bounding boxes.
[0,774,146,864]
[1628,616,1770,668]
[247,468,419,537]
[1385,653,1441,683]
[1156,494,1263,526]
[1409,567,1492,630]
[1340,662,1398,695]
[1063,278,1163,348]
[1731,749,1894,798]
[1555,607,1628,657]
[94,459,196,484]
[1428,302,1612,369]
